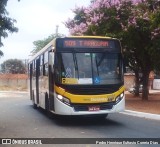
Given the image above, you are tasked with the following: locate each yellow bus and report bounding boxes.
[28,36,125,119]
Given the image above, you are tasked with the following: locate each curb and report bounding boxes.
[121,110,160,121]
[0,91,28,94]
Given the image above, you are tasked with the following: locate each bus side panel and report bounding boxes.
[39,76,48,109]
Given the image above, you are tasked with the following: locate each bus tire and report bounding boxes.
[32,91,37,109]
[45,93,52,118]
[96,114,108,120]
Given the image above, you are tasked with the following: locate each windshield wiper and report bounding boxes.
[95,57,99,76]
[97,54,106,66]
[73,53,79,79]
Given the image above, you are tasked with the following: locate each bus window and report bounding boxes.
[93,53,121,84]
[61,53,75,78]
[44,51,48,64]
[32,60,36,77]
[40,55,43,76]
[40,55,43,65]
[76,53,92,78]
[43,63,48,76]
[58,52,122,85]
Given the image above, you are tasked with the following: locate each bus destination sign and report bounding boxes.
[63,39,109,48]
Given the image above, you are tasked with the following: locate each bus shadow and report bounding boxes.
[29,105,124,127]
[53,115,124,127]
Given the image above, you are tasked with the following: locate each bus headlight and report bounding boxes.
[56,94,71,106]
[116,92,124,104]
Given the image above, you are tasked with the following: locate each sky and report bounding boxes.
[0,0,91,64]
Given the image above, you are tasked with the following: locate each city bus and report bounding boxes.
[28,36,125,118]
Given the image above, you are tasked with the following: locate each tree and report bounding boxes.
[1,59,26,74]
[65,0,160,100]
[119,0,160,99]
[0,0,20,57]
[31,33,65,54]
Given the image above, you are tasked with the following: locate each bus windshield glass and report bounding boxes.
[57,52,123,85]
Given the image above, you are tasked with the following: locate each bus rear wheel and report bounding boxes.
[45,94,52,118]
[32,91,37,109]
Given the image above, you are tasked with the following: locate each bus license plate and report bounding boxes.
[88,106,100,111]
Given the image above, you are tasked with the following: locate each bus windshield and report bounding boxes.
[57,52,123,85]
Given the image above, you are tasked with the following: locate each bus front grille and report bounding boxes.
[72,102,115,112]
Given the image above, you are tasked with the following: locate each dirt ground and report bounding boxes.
[0,86,27,91]
[125,91,160,115]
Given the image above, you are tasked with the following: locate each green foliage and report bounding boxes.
[1,59,26,74]
[31,33,65,54]
[0,0,20,57]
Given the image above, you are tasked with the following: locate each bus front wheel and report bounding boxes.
[96,114,108,120]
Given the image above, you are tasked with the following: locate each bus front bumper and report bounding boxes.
[53,94,125,116]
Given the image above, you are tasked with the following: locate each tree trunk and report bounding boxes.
[142,71,150,100]
[134,70,140,96]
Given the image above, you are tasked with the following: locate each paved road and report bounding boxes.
[0,91,160,147]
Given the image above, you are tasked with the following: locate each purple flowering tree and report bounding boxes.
[65,0,160,100]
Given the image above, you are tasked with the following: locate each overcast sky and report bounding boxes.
[0,0,91,63]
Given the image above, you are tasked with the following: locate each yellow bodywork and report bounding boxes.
[55,85,125,104]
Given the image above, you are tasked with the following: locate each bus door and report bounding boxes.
[29,63,33,100]
[36,58,40,105]
[48,51,55,111]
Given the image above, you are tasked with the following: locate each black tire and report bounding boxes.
[32,91,37,109]
[96,114,108,120]
[33,103,37,109]
[45,94,53,118]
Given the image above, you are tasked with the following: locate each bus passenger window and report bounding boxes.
[44,51,48,64]
[40,66,43,76]
[43,64,48,76]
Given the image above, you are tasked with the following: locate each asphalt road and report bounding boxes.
[0,91,160,147]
